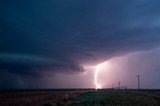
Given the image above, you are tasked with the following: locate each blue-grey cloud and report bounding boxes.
[0,0,160,76]
[0,54,85,76]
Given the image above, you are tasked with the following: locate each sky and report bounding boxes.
[0,0,160,88]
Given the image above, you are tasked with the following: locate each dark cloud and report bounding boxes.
[0,0,160,76]
[0,54,85,76]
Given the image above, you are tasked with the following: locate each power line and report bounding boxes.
[137,75,140,90]
[118,82,121,89]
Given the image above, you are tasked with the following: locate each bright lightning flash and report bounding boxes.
[95,64,102,89]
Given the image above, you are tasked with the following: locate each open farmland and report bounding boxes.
[0,89,89,106]
[74,89,160,106]
[0,89,160,106]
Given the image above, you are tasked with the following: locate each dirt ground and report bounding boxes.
[0,89,160,106]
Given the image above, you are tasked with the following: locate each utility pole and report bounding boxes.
[118,82,121,89]
[137,75,140,90]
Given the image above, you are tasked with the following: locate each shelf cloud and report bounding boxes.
[0,0,160,88]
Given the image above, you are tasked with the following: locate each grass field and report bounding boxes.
[72,89,160,106]
[0,89,160,106]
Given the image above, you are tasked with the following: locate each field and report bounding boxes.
[0,89,160,106]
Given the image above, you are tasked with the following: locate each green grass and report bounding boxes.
[72,90,160,106]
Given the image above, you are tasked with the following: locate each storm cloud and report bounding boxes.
[1,0,160,77]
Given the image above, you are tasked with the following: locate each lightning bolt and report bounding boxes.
[95,64,101,89]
